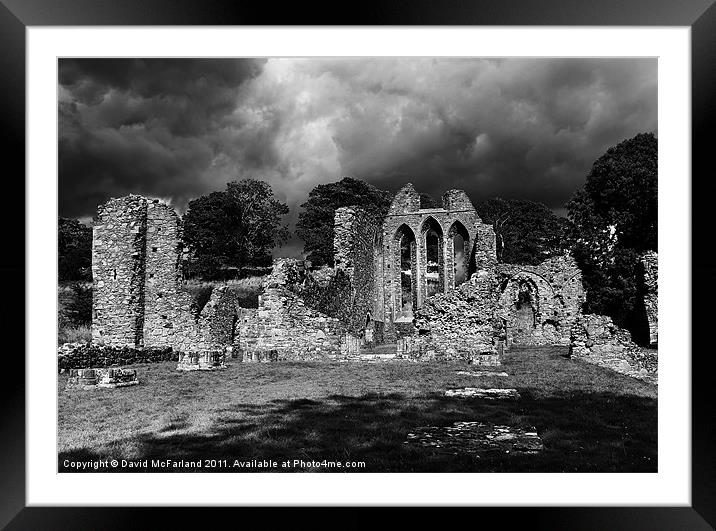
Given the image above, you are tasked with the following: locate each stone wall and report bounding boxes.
[401,268,503,363]
[58,343,175,371]
[91,195,240,355]
[92,195,147,346]
[570,314,658,383]
[330,186,586,356]
[236,259,359,361]
[641,251,658,346]
[376,184,497,342]
[171,286,242,353]
[88,188,652,372]
[334,207,380,335]
[142,199,195,348]
[497,255,585,347]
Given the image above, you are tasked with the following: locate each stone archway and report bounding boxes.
[421,216,445,299]
[513,279,538,343]
[394,224,417,321]
[447,220,471,288]
[499,274,548,347]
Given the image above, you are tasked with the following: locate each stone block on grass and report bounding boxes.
[456,370,509,377]
[66,367,139,389]
[445,387,520,400]
[176,350,227,371]
[405,421,543,455]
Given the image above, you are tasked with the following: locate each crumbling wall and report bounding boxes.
[171,286,241,353]
[236,259,358,361]
[497,255,585,347]
[570,314,658,383]
[198,287,241,350]
[58,343,175,371]
[378,184,497,342]
[401,268,503,363]
[334,206,380,335]
[641,251,658,346]
[143,200,196,348]
[92,195,147,347]
[90,188,652,370]
[91,195,240,355]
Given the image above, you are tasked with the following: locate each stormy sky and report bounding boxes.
[58,57,657,257]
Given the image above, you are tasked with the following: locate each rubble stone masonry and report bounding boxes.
[377,184,497,341]
[570,314,657,383]
[641,251,658,346]
[334,207,380,335]
[406,267,503,363]
[86,187,656,380]
[92,195,148,347]
[236,259,357,360]
[497,255,585,347]
[91,196,240,354]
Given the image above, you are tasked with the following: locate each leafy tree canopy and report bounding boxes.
[183,179,289,278]
[58,217,92,281]
[475,198,571,265]
[296,177,394,266]
[566,132,657,342]
[567,132,657,253]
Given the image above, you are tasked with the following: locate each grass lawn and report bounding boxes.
[57,347,657,472]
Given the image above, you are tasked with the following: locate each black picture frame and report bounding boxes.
[2,1,713,528]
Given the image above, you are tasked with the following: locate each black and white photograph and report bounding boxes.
[55,56,660,474]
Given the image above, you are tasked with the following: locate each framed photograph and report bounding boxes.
[5,0,713,527]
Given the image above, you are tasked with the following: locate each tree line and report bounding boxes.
[59,132,657,341]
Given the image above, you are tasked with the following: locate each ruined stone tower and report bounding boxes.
[92,195,188,347]
[91,195,150,347]
[91,195,241,353]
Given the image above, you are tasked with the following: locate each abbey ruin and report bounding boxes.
[89,185,658,377]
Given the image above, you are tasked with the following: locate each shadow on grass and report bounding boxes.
[59,388,656,473]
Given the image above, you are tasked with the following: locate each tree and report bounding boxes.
[66,284,93,326]
[183,179,289,278]
[569,132,657,252]
[296,177,394,266]
[419,192,440,209]
[58,217,92,281]
[475,198,571,265]
[566,132,657,342]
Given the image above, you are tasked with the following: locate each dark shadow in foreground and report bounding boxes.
[59,389,656,473]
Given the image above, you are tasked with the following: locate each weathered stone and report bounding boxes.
[58,343,175,371]
[445,388,521,399]
[570,314,658,383]
[641,251,658,346]
[91,196,241,356]
[456,371,509,377]
[86,188,656,370]
[405,421,543,455]
[496,256,585,348]
[370,185,497,344]
[176,350,227,371]
[235,259,361,361]
[66,367,139,389]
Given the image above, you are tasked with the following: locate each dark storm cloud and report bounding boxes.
[59,58,656,254]
[59,58,266,217]
[303,58,657,210]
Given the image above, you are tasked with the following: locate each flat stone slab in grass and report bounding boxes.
[96,380,139,389]
[445,387,521,400]
[456,370,509,377]
[176,363,228,372]
[405,421,543,456]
